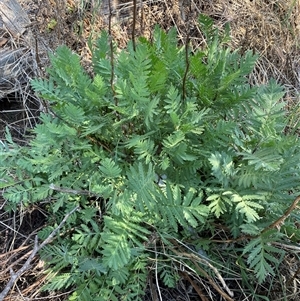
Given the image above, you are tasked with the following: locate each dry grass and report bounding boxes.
[1,0,300,300]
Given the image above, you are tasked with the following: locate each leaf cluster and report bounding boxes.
[1,14,300,299]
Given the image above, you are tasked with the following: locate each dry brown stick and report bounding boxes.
[171,248,234,299]
[0,206,79,301]
[271,241,300,251]
[108,0,116,102]
[286,264,300,288]
[49,183,92,196]
[211,195,300,244]
[0,245,29,259]
[154,237,163,301]
[132,0,137,51]
[0,229,41,281]
[148,271,159,301]
[21,273,48,297]
[179,271,210,301]
[139,0,144,35]
[262,195,300,233]
[0,250,32,277]
[182,0,191,101]
[191,260,234,301]
[0,236,39,301]
[171,240,234,297]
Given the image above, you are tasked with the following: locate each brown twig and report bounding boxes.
[132,0,137,51]
[180,271,210,301]
[49,183,92,196]
[20,273,48,297]
[191,259,234,301]
[211,195,300,244]
[0,206,79,301]
[262,195,300,233]
[0,250,32,277]
[286,264,300,288]
[171,247,234,299]
[139,0,144,36]
[108,0,116,102]
[0,245,30,259]
[148,271,159,301]
[182,3,191,101]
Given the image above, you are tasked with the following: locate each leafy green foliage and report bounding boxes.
[242,230,285,284]
[1,14,300,300]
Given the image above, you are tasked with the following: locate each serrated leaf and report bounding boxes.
[78,258,106,274]
[99,158,122,178]
[101,233,131,270]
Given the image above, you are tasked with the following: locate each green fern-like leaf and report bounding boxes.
[60,103,86,125]
[160,268,179,288]
[231,193,264,223]
[30,78,60,102]
[242,229,285,283]
[101,232,131,270]
[240,148,283,172]
[156,183,209,231]
[207,192,232,218]
[127,162,156,212]
[99,158,122,178]
[78,258,106,275]
[101,215,149,270]
[42,273,74,291]
[209,152,236,187]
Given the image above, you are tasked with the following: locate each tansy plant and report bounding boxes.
[1,15,300,300]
